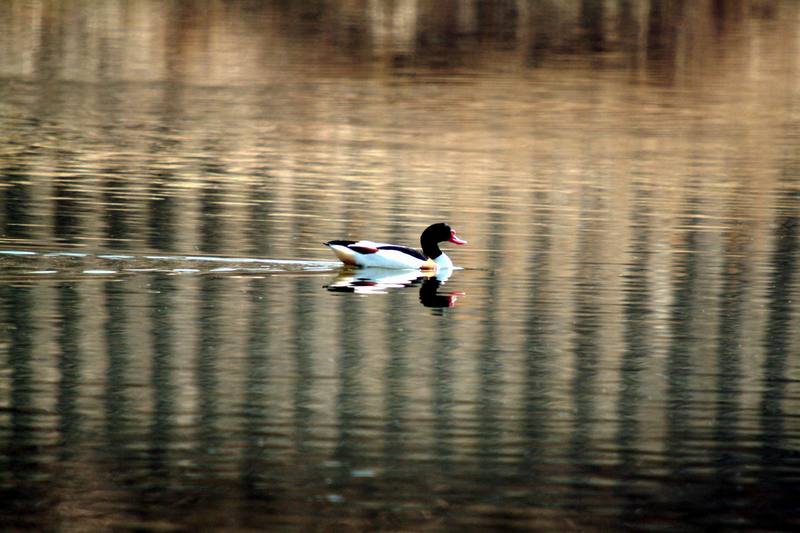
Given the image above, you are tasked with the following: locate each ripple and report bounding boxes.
[0,250,38,256]
[0,249,340,279]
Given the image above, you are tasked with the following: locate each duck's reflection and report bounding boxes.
[325,267,463,308]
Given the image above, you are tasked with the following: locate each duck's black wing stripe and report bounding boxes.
[376,245,426,261]
[349,245,379,254]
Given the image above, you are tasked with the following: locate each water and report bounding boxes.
[2,1,800,530]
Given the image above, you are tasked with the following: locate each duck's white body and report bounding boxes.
[324,223,466,271]
[326,242,453,270]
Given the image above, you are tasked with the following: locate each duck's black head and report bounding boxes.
[420,222,467,259]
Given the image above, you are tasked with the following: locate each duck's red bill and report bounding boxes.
[449,230,467,245]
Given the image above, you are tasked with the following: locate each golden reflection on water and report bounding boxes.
[1,1,800,531]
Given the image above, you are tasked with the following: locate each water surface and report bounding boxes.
[1,1,800,530]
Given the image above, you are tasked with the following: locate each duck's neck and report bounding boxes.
[421,227,442,259]
[422,241,442,259]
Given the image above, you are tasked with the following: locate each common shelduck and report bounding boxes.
[324,222,467,270]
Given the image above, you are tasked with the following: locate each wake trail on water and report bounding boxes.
[0,249,341,279]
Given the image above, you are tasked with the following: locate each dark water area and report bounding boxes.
[2,1,800,531]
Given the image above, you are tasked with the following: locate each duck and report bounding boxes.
[324,222,467,271]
